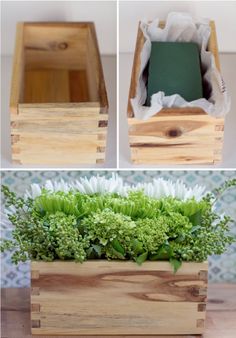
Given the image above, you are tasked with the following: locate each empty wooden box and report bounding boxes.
[31,260,208,335]
[10,22,108,165]
[127,21,224,165]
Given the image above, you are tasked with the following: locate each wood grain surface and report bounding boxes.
[127,20,224,165]
[2,283,236,338]
[10,22,108,165]
[29,261,208,335]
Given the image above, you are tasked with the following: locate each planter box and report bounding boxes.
[127,21,224,165]
[31,260,208,335]
[10,22,108,165]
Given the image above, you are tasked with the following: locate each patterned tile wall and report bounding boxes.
[1,170,236,287]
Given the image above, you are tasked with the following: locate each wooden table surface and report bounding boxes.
[1,284,236,338]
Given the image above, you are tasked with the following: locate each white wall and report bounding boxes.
[2,1,236,55]
[119,1,236,53]
[1,1,117,55]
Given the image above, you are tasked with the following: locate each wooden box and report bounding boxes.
[10,22,108,165]
[127,21,224,165]
[31,260,208,335]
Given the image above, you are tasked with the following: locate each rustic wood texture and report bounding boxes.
[10,22,108,165]
[127,20,224,165]
[10,23,25,115]
[2,284,236,338]
[11,103,107,165]
[29,261,208,335]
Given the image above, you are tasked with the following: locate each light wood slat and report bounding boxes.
[11,134,106,146]
[128,115,224,125]
[24,24,88,70]
[24,69,70,103]
[131,146,214,164]
[2,284,236,338]
[13,141,106,154]
[13,152,105,165]
[11,120,107,134]
[30,261,207,335]
[10,23,25,114]
[129,135,223,147]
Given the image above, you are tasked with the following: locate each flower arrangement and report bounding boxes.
[1,175,235,272]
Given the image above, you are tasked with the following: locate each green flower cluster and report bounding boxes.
[1,180,235,271]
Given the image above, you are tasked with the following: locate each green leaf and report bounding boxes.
[136,252,148,265]
[190,225,202,233]
[111,248,125,260]
[131,239,144,255]
[111,239,125,256]
[175,233,186,243]
[169,258,182,273]
[86,247,94,259]
[150,244,173,260]
[92,244,102,257]
[189,210,202,226]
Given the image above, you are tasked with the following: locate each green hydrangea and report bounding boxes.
[134,217,168,253]
[81,208,136,259]
[46,212,88,262]
[1,179,235,271]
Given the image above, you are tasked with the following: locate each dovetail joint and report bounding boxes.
[96,159,104,164]
[196,319,205,328]
[97,146,105,153]
[31,319,41,328]
[98,120,108,128]
[198,303,206,312]
[215,125,224,131]
[31,287,40,296]
[199,270,208,281]
[31,303,40,313]
[31,270,39,280]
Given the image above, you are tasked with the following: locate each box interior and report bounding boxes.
[21,24,100,104]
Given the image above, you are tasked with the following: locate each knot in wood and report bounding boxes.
[166,128,182,138]
[58,42,68,50]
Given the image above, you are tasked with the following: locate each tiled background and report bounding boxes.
[1,170,236,287]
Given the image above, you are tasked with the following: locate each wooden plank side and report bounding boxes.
[11,120,107,134]
[213,119,224,163]
[31,261,207,335]
[131,146,214,165]
[31,303,205,335]
[13,152,105,165]
[24,69,70,103]
[129,135,222,147]
[128,115,216,139]
[17,102,105,119]
[3,284,236,338]
[11,95,107,165]
[208,21,220,72]
[127,23,144,117]
[10,23,25,114]
[128,114,224,165]
[24,23,88,70]
[88,23,108,112]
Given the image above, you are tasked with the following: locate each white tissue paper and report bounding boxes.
[130,12,231,120]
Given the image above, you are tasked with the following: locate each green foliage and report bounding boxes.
[34,191,86,218]
[81,209,136,259]
[134,217,168,253]
[1,179,235,272]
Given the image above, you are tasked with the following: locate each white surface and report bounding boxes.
[119,1,236,53]
[119,52,236,168]
[1,1,117,55]
[1,55,117,168]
